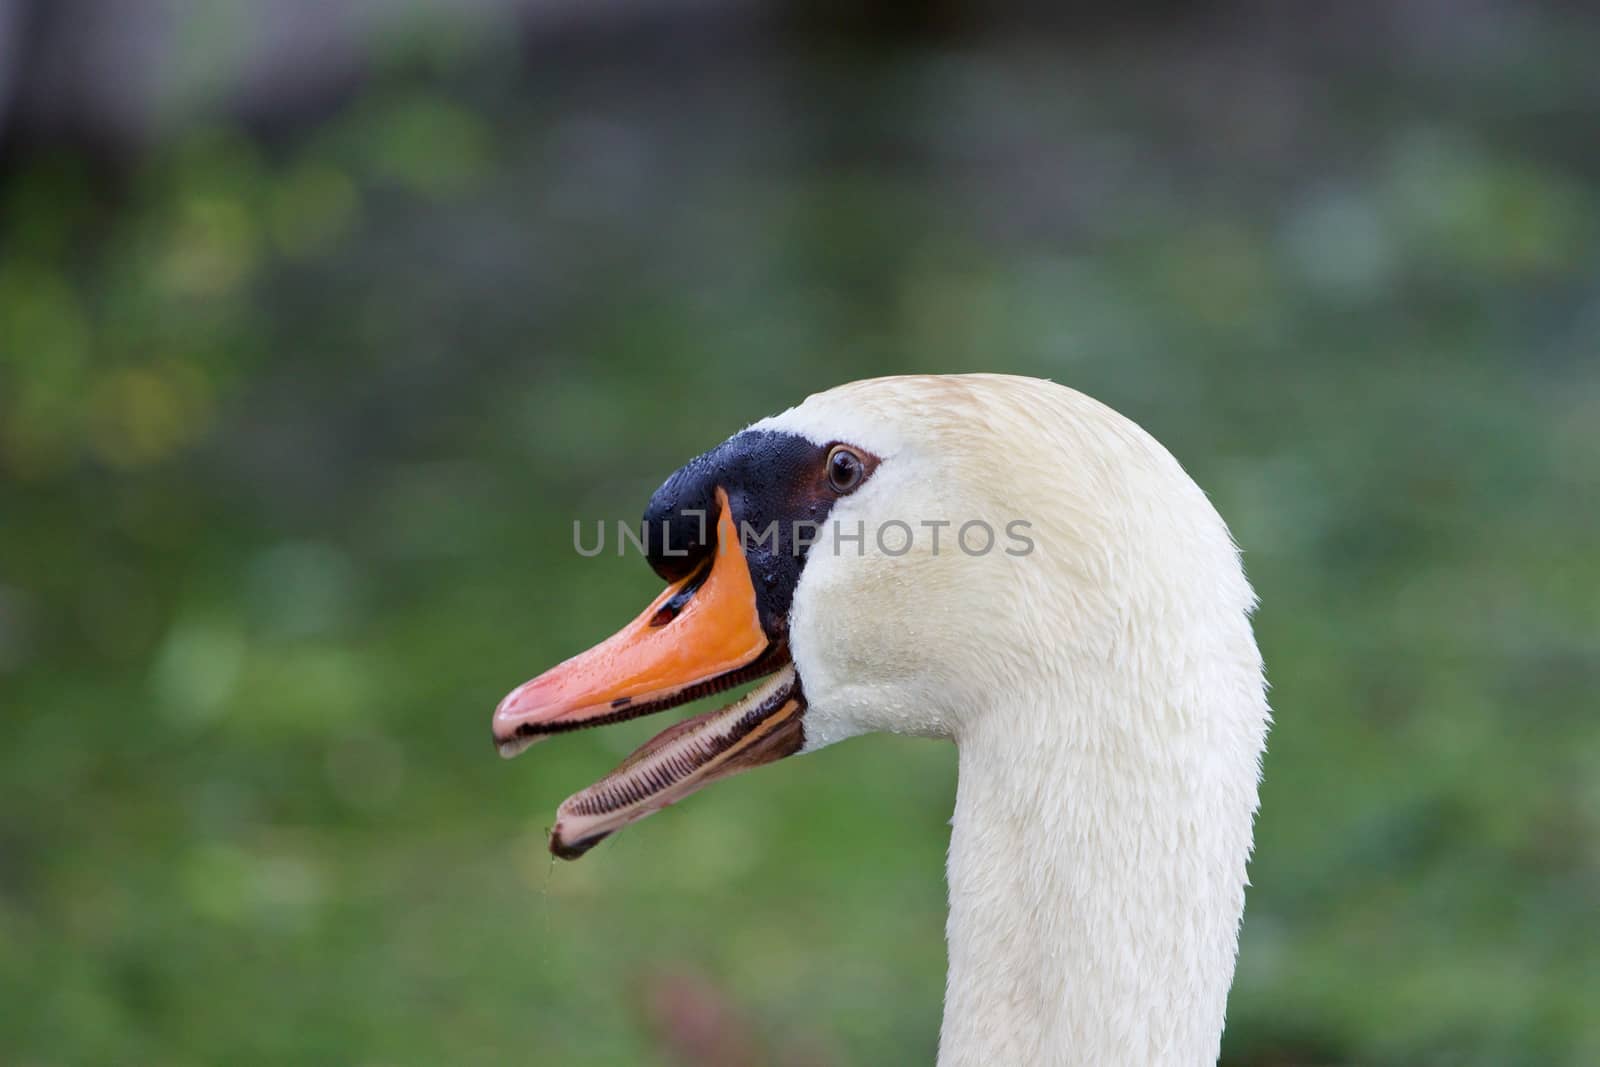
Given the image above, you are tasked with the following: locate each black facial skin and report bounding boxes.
[641,430,878,640]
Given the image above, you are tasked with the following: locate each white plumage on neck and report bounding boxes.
[940,653,1263,1065]
[757,374,1269,1066]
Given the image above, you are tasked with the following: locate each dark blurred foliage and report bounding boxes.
[1,1,1598,1064]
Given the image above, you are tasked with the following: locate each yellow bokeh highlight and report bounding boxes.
[87,362,216,470]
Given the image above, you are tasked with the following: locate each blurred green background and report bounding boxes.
[2,2,1597,1064]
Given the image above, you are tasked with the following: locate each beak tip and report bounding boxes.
[494,732,543,760]
[548,820,602,861]
[493,678,560,739]
[494,681,532,722]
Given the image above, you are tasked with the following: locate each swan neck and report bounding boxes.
[937,685,1258,1067]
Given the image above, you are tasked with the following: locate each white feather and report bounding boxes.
[756,375,1270,1067]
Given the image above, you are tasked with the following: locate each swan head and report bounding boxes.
[493,374,1257,858]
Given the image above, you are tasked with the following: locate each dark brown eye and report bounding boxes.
[826,445,865,493]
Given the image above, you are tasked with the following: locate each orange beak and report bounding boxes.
[493,488,774,757]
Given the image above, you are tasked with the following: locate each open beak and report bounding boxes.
[493,488,803,858]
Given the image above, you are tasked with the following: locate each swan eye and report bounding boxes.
[826,445,865,493]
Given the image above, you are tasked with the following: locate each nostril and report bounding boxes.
[648,562,711,627]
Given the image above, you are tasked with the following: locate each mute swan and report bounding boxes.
[494,374,1269,1066]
